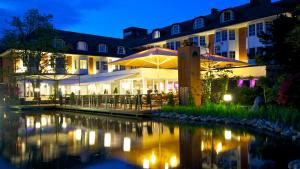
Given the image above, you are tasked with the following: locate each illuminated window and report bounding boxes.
[152,30,160,39]
[192,37,199,46]
[79,60,87,69]
[171,24,181,35]
[96,61,100,70]
[256,23,264,36]
[117,46,126,54]
[229,30,235,40]
[98,44,108,53]
[194,18,204,29]
[249,24,256,36]
[77,41,88,51]
[101,61,108,71]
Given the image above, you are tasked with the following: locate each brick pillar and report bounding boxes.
[208,34,215,55]
[178,45,202,106]
[88,57,94,75]
[66,56,73,73]
[238,27,248,62]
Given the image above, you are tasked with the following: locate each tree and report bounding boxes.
[0,9,68,99]
[258,7,300,73]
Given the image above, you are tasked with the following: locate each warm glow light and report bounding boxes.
[223,94,232,102]
[3,113,7,119]
[62,122,67,129]
[201,141,204,151]
[224,130,232,140]
[143,159,150,169]
[216,142,223,154]
[170,156,178,167]
[165,163,169,169]
[151,152,156,164]
[89,131,96,145]
[35,122,41,129]
[123,137,131,152]
[104,133,111,147]
[41,117,47,126]
[34,88,40,92]
[75,129,82,141]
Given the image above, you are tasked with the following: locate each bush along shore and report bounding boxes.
[157,103,300,142]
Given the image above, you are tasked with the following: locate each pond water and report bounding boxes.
[0,110,299,169]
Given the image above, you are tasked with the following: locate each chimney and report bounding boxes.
[211,8,219,15]
[250,0,271,5]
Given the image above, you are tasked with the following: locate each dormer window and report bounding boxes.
[193,18,205,29]
[152,30,160,39]
[221,10,234,23]
[98,44,108,53]
[77,41,88,51]
[53,39,65,49]
[171,24,181,35]
[117,46,126,55]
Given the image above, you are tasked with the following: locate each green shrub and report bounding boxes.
[167,92,175,106]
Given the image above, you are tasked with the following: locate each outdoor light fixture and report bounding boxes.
[151,152,156,164]
[89,131,96,146]
[104,132,111,147]
[216,142,223,154]
[170,156,178,167]
[123,137,131,152]
[223,94,232,102]
[143,159,150,169]
[165,163,169,169]
[34,88,40,92]
[35,122,41,129]
[75,129,82,141]
[224,130,232,140]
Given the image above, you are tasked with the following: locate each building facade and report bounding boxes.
[0,0,298,99]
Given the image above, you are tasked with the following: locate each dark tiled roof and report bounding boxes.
[53,0,298,57]
[56,30,131,58]
[128,0,298,47]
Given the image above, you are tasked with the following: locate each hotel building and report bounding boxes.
[0,0,298,99]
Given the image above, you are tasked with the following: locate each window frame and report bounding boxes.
[117,46,126,55]
[77,41,88,51]
[193,18,204,30]
[256,22,264,36]
[249,24,256,37]
[171,24,181,35]
[222,10,233,22]
[221,30,228,41]
[98,44,108,53]
[229,51,236,59]
[215,32,221,42]
[152,30,160,39]
[199,36,206,46]
[229,30,235,40]
[79,60,87,69]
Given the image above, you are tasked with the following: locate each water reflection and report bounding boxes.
[0,111,299,169]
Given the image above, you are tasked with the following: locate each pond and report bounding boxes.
[0,110,299,169]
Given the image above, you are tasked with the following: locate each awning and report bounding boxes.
[60,73,137,85]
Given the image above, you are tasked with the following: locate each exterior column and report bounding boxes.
[238,27,248,62]
[178,44,202,106]
[142,79,147,94]
[208,34,215,55]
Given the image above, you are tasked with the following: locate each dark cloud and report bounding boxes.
[0,0,112,34]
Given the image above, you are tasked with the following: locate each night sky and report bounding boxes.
[0,0,278,38]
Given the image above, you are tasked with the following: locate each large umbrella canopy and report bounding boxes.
[110,47,248,69]
[110,47,178,69]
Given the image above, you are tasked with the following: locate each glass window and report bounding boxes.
[117,46,126,54]
[192,37,199,46]
[96,61,100,70]
[152,30,160,39]
[194,18,204,29]
[249,24,256,36]
[80,60,87,69]
[256,23,264,36]
[101,61,108,71]
[74,60,78,70]
[229,30,235,40]
[171,24,181,35]
[229,51,235,58]
[265,22,272,34]
[223,11,233,22]
[53,39,65,49]
[221,52,228,57]
[216,32,221,42]
[98,44,107,53]
[248,48,256,59]
[77,41,88,51]
[199,36,206,46]
[221,30,228,41]
[175,41,181,50]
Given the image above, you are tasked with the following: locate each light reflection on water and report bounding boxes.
[0,111,299,169]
